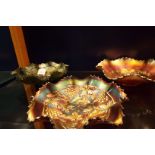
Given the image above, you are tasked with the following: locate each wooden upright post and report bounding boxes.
[9,27,30,67]
[9,26,44,129]
[9,26,35,100]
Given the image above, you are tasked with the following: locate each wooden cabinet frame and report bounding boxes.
[9,26,44,129]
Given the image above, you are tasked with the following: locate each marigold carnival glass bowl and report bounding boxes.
[11,61,68,84]
[27,75,127,129]
[96,58,155,86]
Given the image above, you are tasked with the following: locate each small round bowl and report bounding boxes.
[96,58,155,86]
[11,61,68,84]
[27,75,127,129]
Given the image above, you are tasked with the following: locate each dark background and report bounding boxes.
[1,26,155,128]
[0,27,18,70]
[1,26,155,71]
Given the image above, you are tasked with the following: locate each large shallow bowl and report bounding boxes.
[96,58,155,86]
[11,61,68,84]
[28,76,127,128]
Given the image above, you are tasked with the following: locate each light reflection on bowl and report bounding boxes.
[96,57,155,86]
[27,75,127,128]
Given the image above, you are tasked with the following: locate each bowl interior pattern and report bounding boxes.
[28,76,127,128]
[96,58,155,85]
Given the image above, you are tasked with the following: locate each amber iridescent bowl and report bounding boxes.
[28,76,127,129]
[96,58,155,86]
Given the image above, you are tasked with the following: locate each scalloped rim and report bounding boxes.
[38,75,127,100]
[27,75,128,126]
[11,61,69,83]
[96,57,155,82]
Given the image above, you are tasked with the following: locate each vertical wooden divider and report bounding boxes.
[9,26,45,129]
